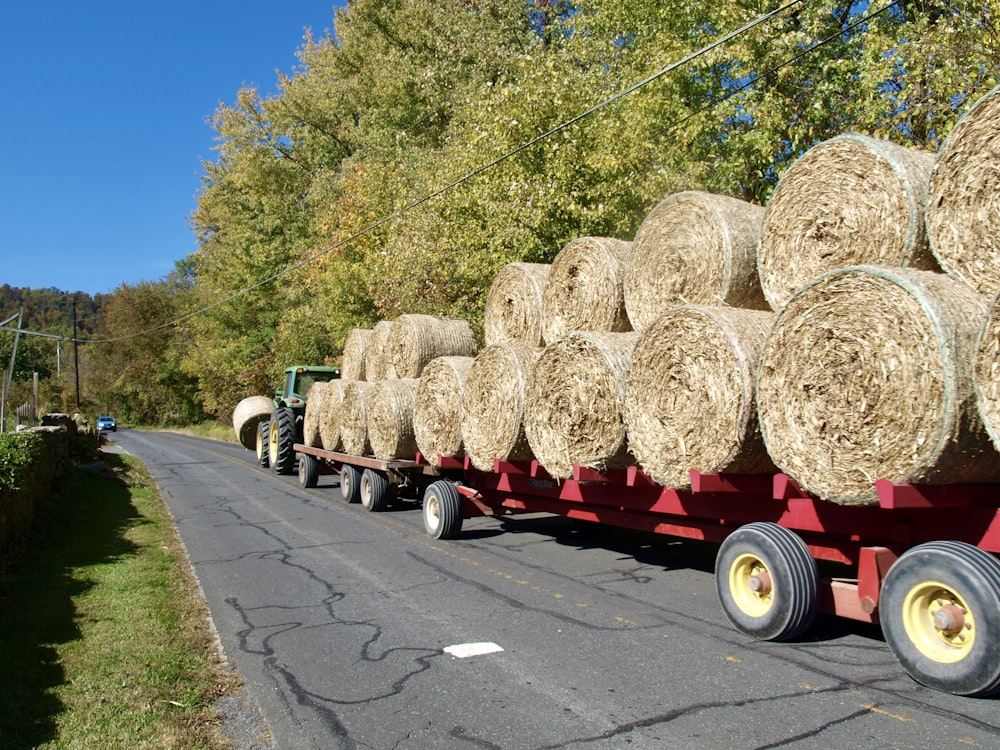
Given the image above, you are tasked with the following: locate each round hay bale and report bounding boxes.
[302,381,328,448]
[484,262,551,347]
[541,237,633,344]
[927,84,1000,296]
[462,344,542,471]
[368,379,421,460]
[341,328,372,381]
[232,395,274,450]
[625,192,768,331]
[386,314,478,379]
[624,306,776,488]
[319,379,348,452]
[413,356,475,466]
[340,381,374,456]
[524,332,640,479]
[757,265,1000,506]
[757,133,938,311]
[364,321,394,382]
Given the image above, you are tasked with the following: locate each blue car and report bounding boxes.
[96,415,117,432]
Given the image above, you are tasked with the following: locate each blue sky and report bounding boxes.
[1,1,343,296]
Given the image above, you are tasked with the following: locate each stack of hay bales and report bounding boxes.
[333,315,479,460]
[757,133,938,311]
[483,262,550,347]
[319,379,348,452]
[302,382,328,448]
[624,191,768,330]
[414,356,475,466]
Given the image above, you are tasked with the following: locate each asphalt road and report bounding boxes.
[108,429,1000,750]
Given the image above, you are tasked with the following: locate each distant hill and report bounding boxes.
[0,285,107,338]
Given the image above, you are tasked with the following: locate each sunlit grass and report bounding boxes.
[0,455,241,749]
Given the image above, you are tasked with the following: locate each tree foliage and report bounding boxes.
[74,0,1000,423]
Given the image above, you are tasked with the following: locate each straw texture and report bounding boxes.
[757,134,938,311]
[319,379,347,452]
[974,290,1000,452]
[367,378,421,460]
[340,381,374,456]
[927,84,1000,296]
[541,237,633,344]
[524,332,640,479]
[757,265,1000,505]
[302,381,328,448]
[341,328,372,381]
[364,321,394,382]
[461,344,542,471]
[624,306,776,488]
[484,262,551,347]
[232,395,274,450]
[413,355,475,466]
[625,192,767,331]
[386,314,478,379]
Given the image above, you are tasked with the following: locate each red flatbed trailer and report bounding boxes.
[293,444,1000,698]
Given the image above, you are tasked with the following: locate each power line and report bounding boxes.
[81,0,809,345]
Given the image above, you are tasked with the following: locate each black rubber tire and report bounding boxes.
[360,469,391,512]
[340,464,362,503]
[422,480,463,540]
[715,522,819,641]
[298,453,319,489]
[879,540,1000,697]
[268,408,297,475]
[256,421,270,468]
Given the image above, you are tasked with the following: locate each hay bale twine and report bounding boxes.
[413,356,475,466]
[541,237,633,344]
[757,265,1000,506]
[364,321,394,382]
[232,395,274,450]
[319,379,348,452]
[462,344,542,471]
[625,192,768,331]
[302,381,329,448]
[757,134,938,311]
[624,306,776,488]
[927,84,1000,296]
[340,381,374,456]
[484,262,551,347]
[524,332,640,479]
[367,379,421,460]
[387,314,478,379]
[342,328,372,381]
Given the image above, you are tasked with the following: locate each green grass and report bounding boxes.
[0,454,241,749]
[156,421,240,444]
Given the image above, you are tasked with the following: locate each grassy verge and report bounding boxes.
[0,453,242,749]
[157,422,239,444]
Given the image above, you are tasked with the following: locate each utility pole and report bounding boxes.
[73,297,81,412]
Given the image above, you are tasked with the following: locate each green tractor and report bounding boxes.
[255,365,341,474]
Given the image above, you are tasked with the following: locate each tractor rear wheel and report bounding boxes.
[268,408,296,475]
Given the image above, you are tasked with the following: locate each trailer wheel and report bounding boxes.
[715,522,819,641]
[879,541,1000,696]
[340,464,362,503]
[255,421,270,468]
[423,481,463,540]
[360,469,391,512]
[268,408,297,475]
[298,453,319,489]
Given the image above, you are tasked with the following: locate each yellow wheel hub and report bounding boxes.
[901,581,975,664]
[729,553,774,618]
